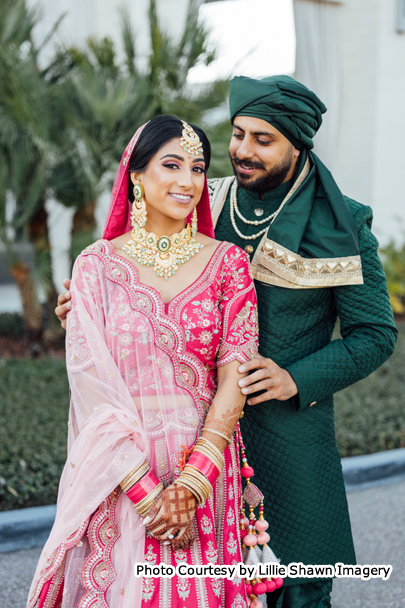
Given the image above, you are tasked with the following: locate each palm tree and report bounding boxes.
[0,0,94,344]
[0,0,232,348]
[0,1,49,341]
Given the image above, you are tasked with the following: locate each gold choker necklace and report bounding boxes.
[123,224,203,281]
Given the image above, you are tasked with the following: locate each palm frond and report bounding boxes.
[0,0,41,47]
[119,5,137,77]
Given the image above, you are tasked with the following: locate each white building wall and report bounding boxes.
[333,0,380,208]
[27,0,194,67]
[334,0,405,245]
[372,0,405,244]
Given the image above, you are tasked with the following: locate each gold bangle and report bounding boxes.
[193,445,224,472]
[203,427,233,444]
[120,461,148,487]
[175,477,206,504]
[177,468,212,504]
[175,478,202,504]
[194,437,225,471]
[120,462,150,492]
[136,482,163,514]
[135,482,163,517]
[196,436,224,460]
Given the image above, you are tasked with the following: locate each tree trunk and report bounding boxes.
[70,201,98,265]
[10,260,43,342]
[29,204,60,334]
[72,201,97,234]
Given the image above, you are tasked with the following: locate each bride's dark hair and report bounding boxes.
[128,115,211,178]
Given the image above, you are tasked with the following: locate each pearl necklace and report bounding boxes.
[230,180,277,241]
[123,224,203,281]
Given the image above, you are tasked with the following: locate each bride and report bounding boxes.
[27,115,263,608]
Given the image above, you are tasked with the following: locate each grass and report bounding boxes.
[0,323,404,510]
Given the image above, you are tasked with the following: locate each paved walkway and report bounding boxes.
[1,481,404,607]
[331,481,405,608]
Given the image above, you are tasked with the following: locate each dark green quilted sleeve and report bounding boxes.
[285,202,398,410]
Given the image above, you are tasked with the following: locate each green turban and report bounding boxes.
[228,74,361,267]
[229,75,327,149]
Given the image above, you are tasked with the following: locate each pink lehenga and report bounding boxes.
[27,128,259,608]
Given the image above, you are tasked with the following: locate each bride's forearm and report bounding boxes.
[173,362,246,505]
[202,359,247,453]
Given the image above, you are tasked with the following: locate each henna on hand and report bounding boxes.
[144,484,197,545]
[171,526,195,551]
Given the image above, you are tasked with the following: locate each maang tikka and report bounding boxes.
[180,121,204,158]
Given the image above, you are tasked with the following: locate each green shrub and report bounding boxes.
[335,322,405,456]
[0,359,69,511]
[380,240,405,314]
[0,312,25,337]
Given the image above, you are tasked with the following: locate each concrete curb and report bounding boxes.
[341,447,405,492]
[1,448,405,553]
[0,505,56,553]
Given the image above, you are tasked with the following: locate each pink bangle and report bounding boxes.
[125,470,160,504]
[186,452,220,486]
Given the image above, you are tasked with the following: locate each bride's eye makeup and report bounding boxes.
[161,162,205,174]
[162,162,180,170]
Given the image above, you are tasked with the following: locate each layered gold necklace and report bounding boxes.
[123,222,203,281]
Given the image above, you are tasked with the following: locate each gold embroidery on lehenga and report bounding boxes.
[142,577,155,602]
[231,592,248,608]
[28,521,89,608]
[205,540,219,564]
[42,562,66,608]
[226,505,235,526]
[226,532,238,556]
[211,578,222,597]
[201,513,213,534]
[142,543,158,602]
[78,490,121,608]
[231,559,242,586]
[177,577,192,600]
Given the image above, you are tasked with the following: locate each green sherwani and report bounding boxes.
[213,179,397,586]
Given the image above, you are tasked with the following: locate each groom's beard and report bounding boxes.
[230,147,294,193]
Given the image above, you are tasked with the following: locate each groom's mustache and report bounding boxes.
[230,156,266,171]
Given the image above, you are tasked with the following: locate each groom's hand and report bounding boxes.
[237,356,298,405]
[55,279,72,330]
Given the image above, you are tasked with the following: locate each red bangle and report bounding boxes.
[125,470,160,504]
[186,451,220,486]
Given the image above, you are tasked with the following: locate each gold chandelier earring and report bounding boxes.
[191,206,197,237]
[130,182,147,228]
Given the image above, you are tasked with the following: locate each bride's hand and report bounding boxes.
[143,484,197,551]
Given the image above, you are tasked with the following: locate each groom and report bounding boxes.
[56,75,397,607]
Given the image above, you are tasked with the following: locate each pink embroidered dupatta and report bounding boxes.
[27,126,225,608]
